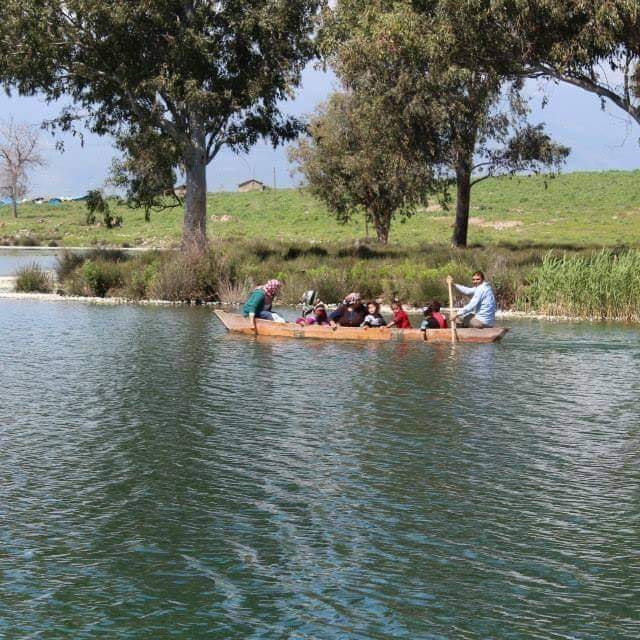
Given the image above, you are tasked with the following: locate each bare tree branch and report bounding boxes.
[0,119,46,217]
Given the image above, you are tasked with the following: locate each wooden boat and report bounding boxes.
[214,310,509,343]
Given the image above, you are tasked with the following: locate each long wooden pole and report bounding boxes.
[447,278,458,344]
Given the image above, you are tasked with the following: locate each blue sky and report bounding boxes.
[0,65,638,198]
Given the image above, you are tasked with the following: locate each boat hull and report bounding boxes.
[214,311,509,343]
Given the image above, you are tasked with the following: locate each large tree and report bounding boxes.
[289,91,439,244]
[325,0,570,247]
[0,0,321,251]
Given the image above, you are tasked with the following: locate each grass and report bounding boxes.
[5,170,640,319]
[14,263,52,293]
[49,240,639,321]
[523,250,640,321]
[48,242,640,321]
[1,170,640,249]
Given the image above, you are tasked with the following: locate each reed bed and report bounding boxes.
[523,250,640,321]
[45,241,640,321]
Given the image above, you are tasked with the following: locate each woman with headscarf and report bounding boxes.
[242,279,283,328]
[328,292,367,328]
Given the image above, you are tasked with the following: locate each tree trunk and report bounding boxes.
[452,150,472,248]
[11,184,18,218]
[372,210,390,244]
[182,127,208,253]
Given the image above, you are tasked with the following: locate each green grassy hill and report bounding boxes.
[1,170,640,248]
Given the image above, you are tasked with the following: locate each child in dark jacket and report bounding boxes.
[428,300,448,329]
[329,292,367,327]
[361,301,387,327]
[420,305,441,331]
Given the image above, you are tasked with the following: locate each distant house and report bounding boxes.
[162,185,187,198]
[238,179,266,193]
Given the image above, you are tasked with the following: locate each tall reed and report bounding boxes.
[524,250,640,321]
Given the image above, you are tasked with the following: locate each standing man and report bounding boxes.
[446,271,497,328]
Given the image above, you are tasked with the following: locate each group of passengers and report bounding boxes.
[242,271,497,330]
[314,293,449,332]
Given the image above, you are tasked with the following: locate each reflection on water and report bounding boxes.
[1,301,639,639]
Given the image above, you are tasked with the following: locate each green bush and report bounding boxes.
[86,248,129,263]
[14,235,40,247]
[85,190,122,228]
[119,251,162,299]
[147,250,222,301]
[15,263,52,293]
[82,260,124,297]
[56,250,85,282]
[50,236,640,318]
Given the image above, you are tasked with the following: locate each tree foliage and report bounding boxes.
[289,91,439,244]
[510,1,640,125]
[109,128,181,222]
[323,0,570,247]
[0,0,322,250]
[85,189,122,228]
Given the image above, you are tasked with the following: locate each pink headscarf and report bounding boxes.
[262,279,282,297]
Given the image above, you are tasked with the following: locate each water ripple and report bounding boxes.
[0,301,638,638]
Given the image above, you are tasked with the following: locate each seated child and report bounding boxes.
[420,305,441,331]
[387,300,412,329]
[361,301,387,327]
[296,301,330,325]
[429,300,448,329]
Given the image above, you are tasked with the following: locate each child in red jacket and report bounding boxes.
[387,301,412,329]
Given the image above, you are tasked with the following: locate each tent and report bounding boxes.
[0,197,14,207]
[48,197,62,205]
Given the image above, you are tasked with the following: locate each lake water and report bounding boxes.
[1,300,638,639]
[0,249,151,277]
[0,250,61,276]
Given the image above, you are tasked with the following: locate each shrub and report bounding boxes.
[56,250,85,282]
[15,263,52,293]
[14,235,40,247]
[82,260,124,297]
[217,277,251,305]
[246,240,276,262]
[85,189,122,228]
[121,260,159,299]
[282,244,303,261]
[147,250,223,301]
[86,248,129,263]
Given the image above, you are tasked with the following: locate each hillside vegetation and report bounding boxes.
[1,171,640,249]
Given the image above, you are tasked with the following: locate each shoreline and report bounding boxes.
[0,245,166,253]
[0,289,634,324]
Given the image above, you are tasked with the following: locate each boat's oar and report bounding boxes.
[447,276,458,344]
